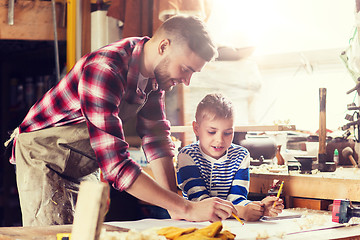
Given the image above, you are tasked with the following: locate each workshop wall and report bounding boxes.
[0,40,67,227]
[165,50,355,137]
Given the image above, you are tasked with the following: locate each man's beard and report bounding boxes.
[154,57,174,91]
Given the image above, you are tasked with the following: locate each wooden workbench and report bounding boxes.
[0,224,126,240]
[0,209,359,240]
[106,210,360,240]
[249,167,360,209]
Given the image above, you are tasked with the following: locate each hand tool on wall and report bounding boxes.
[346,81,360,95]
[8,0,15,25]
[51,0,60,82]
[332,199,360,223]
[318,88,336,172]
[318,88,327,169]
[342,147,358,167]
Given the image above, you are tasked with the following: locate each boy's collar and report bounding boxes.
[198,142,229,162]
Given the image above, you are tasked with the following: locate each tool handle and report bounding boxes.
[349,155,358,168]
[349,207,360,218]
[8,0,15,25]
[319,88,327,155]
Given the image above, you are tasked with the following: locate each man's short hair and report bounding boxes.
[195,93,234,122]
[156,15,217,61]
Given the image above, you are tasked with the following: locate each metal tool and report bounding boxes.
[261,214,302,221]
[342,147,358,168]
[332,199,360,223]
[346,81,360,94]
[287,223,358,236]
[8,0,15,25]
[51,0,60,82]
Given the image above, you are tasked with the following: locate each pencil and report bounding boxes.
[232,213,244,225]
[273,181,284,207]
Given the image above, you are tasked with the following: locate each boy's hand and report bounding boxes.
[261,196,284,217]
[238,201,265,221]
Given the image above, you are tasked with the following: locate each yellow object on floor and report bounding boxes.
[56,233,71,240]
[157,221,235,240]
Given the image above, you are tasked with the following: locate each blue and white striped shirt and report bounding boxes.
[176,142,251,205]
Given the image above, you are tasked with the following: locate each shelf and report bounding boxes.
[171,125,296,146]
[0,0,66,41]
[171,125,296,133]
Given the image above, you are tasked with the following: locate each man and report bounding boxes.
[7,15,237,226]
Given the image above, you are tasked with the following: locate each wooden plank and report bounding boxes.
[71,181,110,240]
[0,0,66,40]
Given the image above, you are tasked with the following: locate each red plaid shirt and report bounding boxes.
[13,37,175,191]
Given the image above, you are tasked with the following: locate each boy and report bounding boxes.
[176,93,283,221]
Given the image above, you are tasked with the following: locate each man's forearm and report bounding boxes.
[126,171,237,222]
[126,171,187,214]
[148,156,177,192]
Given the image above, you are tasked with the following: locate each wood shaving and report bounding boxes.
[250,164,288,174]
[256,230,285,239]
[289,208,330,230]
[100,228,166,240]
[348,217,360,225]
[256,229,269,239]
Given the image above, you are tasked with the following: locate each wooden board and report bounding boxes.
[0,0,66,40]
[0,224,127,240]
[71,181,110,240]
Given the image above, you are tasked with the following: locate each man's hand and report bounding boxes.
[261,196,284,217]
[127,172,236,223]
[169,197,236,223]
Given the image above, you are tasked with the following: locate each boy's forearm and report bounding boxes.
[235,202,264,221]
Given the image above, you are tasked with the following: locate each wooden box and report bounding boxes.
[0,0,66,40]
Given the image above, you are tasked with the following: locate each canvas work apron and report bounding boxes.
[15,96,145,226]
[15,122,99,226]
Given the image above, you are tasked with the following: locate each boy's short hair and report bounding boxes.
[195,93,234,122]
[155,15,217,61]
